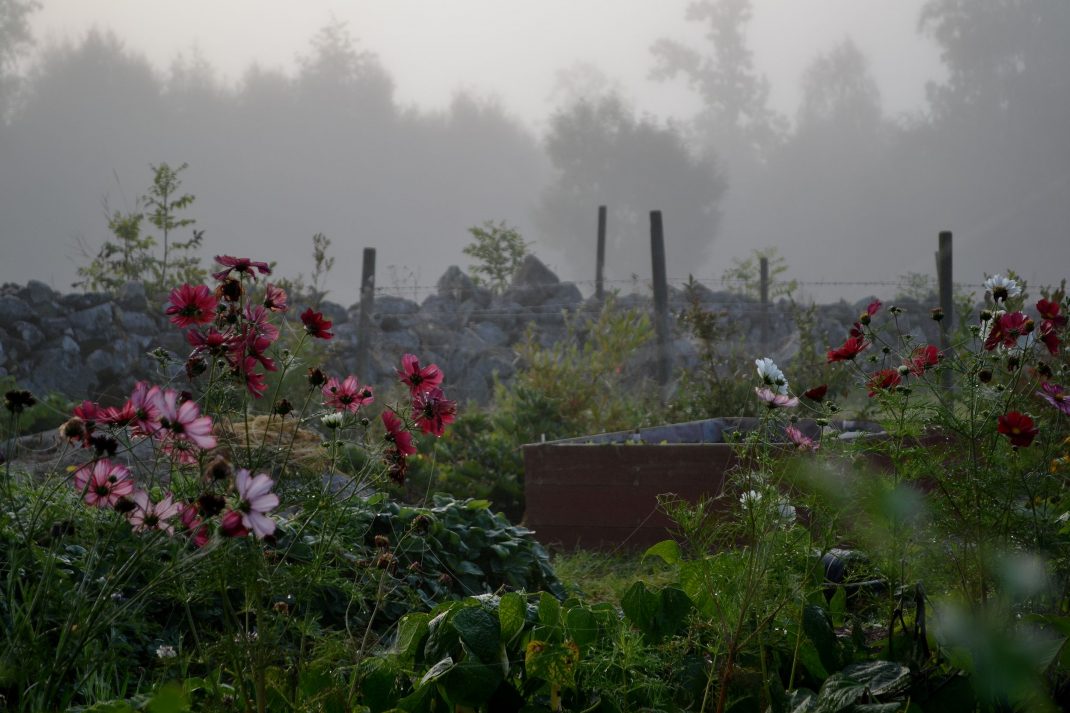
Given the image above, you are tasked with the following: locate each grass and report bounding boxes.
[551,547,677,603]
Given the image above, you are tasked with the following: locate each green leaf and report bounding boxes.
[419,657,456,686]
[829,587,847,628]
[803,604,842,674]
[453,606,501,663]
[839,661,911,698]
[538,591,562,630]
[146,683,189,713]
[499,592,528,646]
[643,539,682,565]
[395,613,431,662]
[565,606,599,650]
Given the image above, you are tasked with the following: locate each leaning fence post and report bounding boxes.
[935,231,953,388]
[650,211,672,391]
[356,247,376,379]
[596,205,607,301]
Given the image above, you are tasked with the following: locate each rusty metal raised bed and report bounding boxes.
[522,417,882,551]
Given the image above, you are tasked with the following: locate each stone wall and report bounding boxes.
[0,256,948,405]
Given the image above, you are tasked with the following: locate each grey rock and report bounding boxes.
[60,292,111,311]
[117,308,158,335]
[380,328,421,354]
[29,339,95,398]
[437,266,492,306]
[117,281,149,312]
[505,255,561,307]
[0,295,33,323]
[469,321,508,348]
[318,300,348,325]
[19,280,59,307]
[11,321,44,348]
[70,303,115,344]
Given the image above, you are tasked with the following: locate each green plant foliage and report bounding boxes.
[462,220,529,295]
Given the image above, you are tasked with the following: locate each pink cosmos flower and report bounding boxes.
[154,389,217,461]
[300,308,333,340]
[73,459,135,508]
[128,491,182,535]
[180,503,210,548]
[1038,382,1070,416]
[397,354,443,395]
[382,409,416,456]
[998,411,1038,447]
[165,284,218,328]
[128,381,162,437]
[323,375,374,412]
[907,345,940,376]
[264,284,288,313]
[755,387,799,409]
[99,401,136,428]
[412,387,457,436]
[234,469,279,539]
[213,255,272,282]
[785,425,818,452]
[866,369,902,397]
[827,336,868,363]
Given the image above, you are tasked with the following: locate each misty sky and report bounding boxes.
[6,0,1066,306]
[33,1,938,128]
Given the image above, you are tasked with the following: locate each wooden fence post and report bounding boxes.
[596,205,607,301]
[650,211,671,391]
[356,247,376,379]
[935,231,953,388]
[759,256,770,354]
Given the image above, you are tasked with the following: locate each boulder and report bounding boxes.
[0,295,32,323]
[11,321,45,348]
[117,308,158,336]
[437,266,491,306]
[70,303,115,345]
[117,281,149,312]
[505,255,560,307]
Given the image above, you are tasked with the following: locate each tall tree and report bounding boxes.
[796,39,882,137]
[537,93,724,282]
[0,0,38,119]
[650,0,785,175]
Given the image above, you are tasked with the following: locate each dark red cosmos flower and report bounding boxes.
[382,409,416,456]
[99,401,136,428]
[997,411,1038,447]
[384,447,408,484]
[827,336,868,363]
[984,311,1029,351]
[803,384,828,401]
[220,509,250,538]
[1039,320,1060,355]
[239,356,269,399]
[243,305,280,344]
[866,369,902,397]
[187,326,238,357]
[1037,298,1067,327]
[213,255,271,282]
[397,353,443,395]
[165,284,218,328]
[300,308,333,340]
[412,388,457,437]
[907,344,941,376]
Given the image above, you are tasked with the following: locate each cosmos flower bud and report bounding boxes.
[980,309,993,322]
[930,307,944,322]
[978,368,993,383]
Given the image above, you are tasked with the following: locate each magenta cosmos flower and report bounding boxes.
[73,459,135,508]
[263,284,288,313]
[323,375,374,412]
[128,491,182,535]
[165,284,218,328]
[397,354,443,395]
[755,387,798,409]
[382,409,416,456]
[1038,383,1070,416]
[234,469,279,539]
[213,255,272,282]
[412,387,457,436]
[300,308,334,340]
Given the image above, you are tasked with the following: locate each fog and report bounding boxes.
[2,0,1068,304]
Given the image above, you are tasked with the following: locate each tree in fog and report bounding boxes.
[0,0,38,119]
[536,93,724,282]
[650,0,786,176]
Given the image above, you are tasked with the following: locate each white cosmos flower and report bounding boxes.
[984,274,1021,302]
[321,412,345,429]
[754,357,788,394]
[740,490,763,508]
